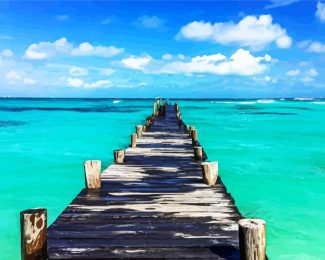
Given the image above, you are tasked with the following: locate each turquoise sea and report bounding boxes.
[0,98,324,259]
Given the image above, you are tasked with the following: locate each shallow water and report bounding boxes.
[0,98,324,259]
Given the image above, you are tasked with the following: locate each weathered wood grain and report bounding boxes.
[47,105,242,259]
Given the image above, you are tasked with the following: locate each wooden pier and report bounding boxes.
[20,101,266,260]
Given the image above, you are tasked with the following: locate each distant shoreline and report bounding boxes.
[1,97,325,100]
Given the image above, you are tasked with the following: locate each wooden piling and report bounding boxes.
[136,125,143,138]
[189,126,195,137]
[84,160,101,189]
[131,133,137,148]
[114,150,125,164]
[191,129,198,145]
[238,218,266,260]
[20,208,47,260]
[193,146,203,161]
[201,161,218,185]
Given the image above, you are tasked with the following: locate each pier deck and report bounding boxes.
[47,105,242,259]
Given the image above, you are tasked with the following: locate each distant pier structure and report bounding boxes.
[20,98,266,259]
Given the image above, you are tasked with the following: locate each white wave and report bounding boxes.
[294,97,314,101]
[312,102,325,105]
[113,100,122,104]
[257,99,275,103]
[238,101,256,104]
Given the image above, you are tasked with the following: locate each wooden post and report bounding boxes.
[194,146,203,161]
[153,101,156,115]
[84,160,101,189]
[201,161,218,185]
[114,150,125,164]
[238,218,266,260]
[131,133,137,148]
[189,126,195,137]
[20,208,47,260]
[191,129,198,145]
[136,125,143,138]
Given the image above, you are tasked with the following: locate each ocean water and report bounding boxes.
[0,98,324,259]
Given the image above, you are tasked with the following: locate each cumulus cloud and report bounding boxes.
[316,1,325,22]
[121,49,272,76]
[305,68,319,77]
[121,55,152,71]
[286,69,300,76]
[24,37,124,59]
[1,49,14,58]
[23,78,37,85]
[71,42,123,57]
[179,15,292,50]
[5,70,22,81]
[66,78,112,89]
[67,77,84,87]
[136,15,165,28]
[159,49,271,76]
[307,41,325,53]
[4,70,37,85]
[24,38,72,59]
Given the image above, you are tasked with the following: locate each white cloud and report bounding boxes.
[305,68,319,77]
[301,76,314,83]
[307,41,325,53]
[24,37,124,59]
[71,42,124,57]
[69,66,88,76]
[67,77,84,87]
[162,53,172,60]
[5,70,22,81]
[179,15,292,50]
[316,1,325,22]
[122,49,272,76]
[24,38,72,59]
[160,49,271,76]
[286,69,300,76]
[84,80,111,89]
[1,49,14,58]
[4,70,37,86]
[136,15,164,28]
[66,77,112,89]
[23,78,37,85]
[121,55,152,71]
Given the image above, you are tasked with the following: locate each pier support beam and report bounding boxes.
[194,146,203,161]
[136,125,143,138]
[114,150,125,164]
[84,160,101,189]
[238,218,266,260]
[131,133,137,148]
[201,161,218,185]
[20,208,47,260]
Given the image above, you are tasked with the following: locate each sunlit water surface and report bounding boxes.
[0,98,324,259]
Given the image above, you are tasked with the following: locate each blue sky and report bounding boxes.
[0,0,324,98]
